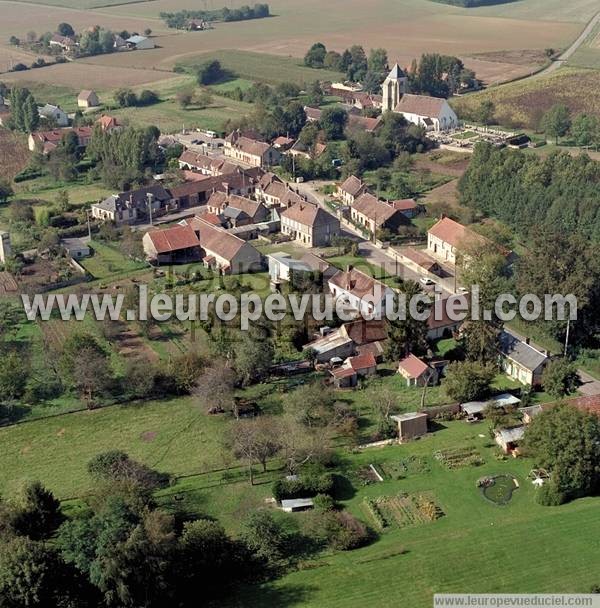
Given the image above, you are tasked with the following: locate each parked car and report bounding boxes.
[420,277,435,286]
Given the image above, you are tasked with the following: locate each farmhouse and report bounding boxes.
[206,191,269,227]
[393,94,458,132]
[397,354,435,387]
[126,35,155,50]
[499,331,548,387]
[337,175,368,206]
[143,225,201,264]
[390,412,428,442]
[331,366,358,389]
[28,126,92,153]
[184,217,263,274]
[280,202,340,247]
[351,193,408,235]
[427,216,488,265]
[224,130,281,168]
[91,184,171,224]
[328,266,394,318]
[38,104,68,127]
[49,34,76,51]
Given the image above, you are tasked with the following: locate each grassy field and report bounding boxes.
[176,50,344,85]
[452,67,600,129]
[79,240,148,280]
[569,22,600,69]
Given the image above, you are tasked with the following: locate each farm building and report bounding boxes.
[461,393,521,419]
[78,90,100,109]
[143,225,201,264]
[267,252,312,285]
[91,184,171,224]
[126,35,155,50]
[280,498,314,513]
[61,238,90,260]
[390,412,428,442]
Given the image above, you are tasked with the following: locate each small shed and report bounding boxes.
[461,393,521,419]
[390,412,428,442]
[78,90,100,109]
[397,353,435,387]
[494,425,525,454]
[281,498,314,513]
[61,237,90,259]
[331,366,357,389]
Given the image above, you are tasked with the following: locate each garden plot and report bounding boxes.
[433,445,484,470]
[363,492,444,531]
[379,456,430,480]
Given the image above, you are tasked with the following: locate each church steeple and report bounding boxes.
[382,63,408,112]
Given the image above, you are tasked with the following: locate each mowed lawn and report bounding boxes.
[80,241,148,280]
[226,422,600,607]
[0,396,232,499]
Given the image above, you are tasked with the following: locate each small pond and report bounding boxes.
[480,475,518,505]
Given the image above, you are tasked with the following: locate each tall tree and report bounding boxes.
[541,104,571,143]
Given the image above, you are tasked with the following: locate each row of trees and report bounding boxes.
[161,4,270,28]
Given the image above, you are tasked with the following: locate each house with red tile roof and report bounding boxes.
[28,126,93,154]
[328,266,395,318]
[280,202,340,247]
[344,352,377,377]
[336,175,367,206]
[143,224,202,264]
[351,193,409,235]
[224,130,281,167]
[182,217,263,274]
[96,115,123,133]
[427,216,489,265]
[397,354,436,387]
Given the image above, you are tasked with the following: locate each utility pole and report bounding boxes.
[564,317,571,357]
[148,198,153,226]
[86,209,92,239]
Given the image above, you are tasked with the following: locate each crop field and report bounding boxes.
[569,23,600,69]
[452,67,600,129]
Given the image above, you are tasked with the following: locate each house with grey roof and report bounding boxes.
[38,104,68,127]
[91,184,171,225]
[499,331,548,387]
[267,252,312,285]
[126,35,155,50]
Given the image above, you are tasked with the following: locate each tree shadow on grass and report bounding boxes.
[225,582,318,608]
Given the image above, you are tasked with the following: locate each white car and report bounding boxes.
[419,277,435,286]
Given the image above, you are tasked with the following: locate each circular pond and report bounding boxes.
[479,475,518,505]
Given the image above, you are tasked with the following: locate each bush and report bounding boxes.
[535,481,566,506]
[272,473,335,502]
[309,510,370,551]
[87,450,171,491]
[13,167,43,183]
[313,494,336,512]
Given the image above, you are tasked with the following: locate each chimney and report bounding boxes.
[346,264,353,272]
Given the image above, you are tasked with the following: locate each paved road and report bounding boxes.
[533,10,600,78]
[577,369,600,397]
